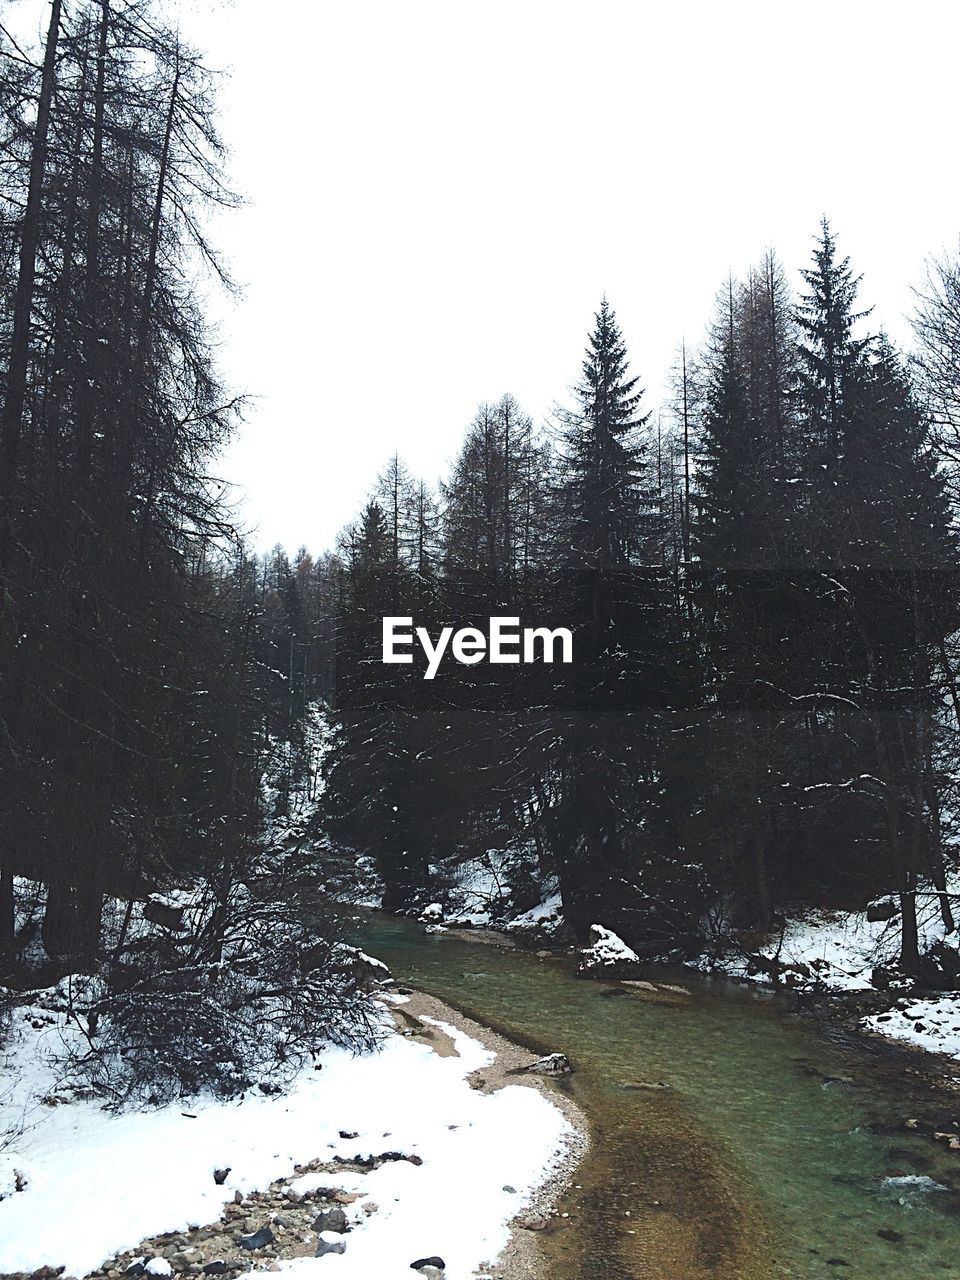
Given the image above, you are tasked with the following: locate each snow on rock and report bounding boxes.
[504,891,564,938]
[0,1004,571,1280]
[526,1053,573,1076]
[578,924,641,974]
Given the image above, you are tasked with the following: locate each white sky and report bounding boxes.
[178,0,960,553]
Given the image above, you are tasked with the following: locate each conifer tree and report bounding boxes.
[550,302,684,942]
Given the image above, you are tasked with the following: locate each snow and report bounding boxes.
[689,876,960,1065]
[863,995,960,1061]
[696,883,957,992]
[580,923,640,969]
[147,889,197,912]
[505,892,563,936]
[0,1001,571,1280]
[697,908,900,990]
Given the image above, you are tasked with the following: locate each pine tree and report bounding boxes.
[550,302,685,942]
[325,500,430,911]
[792,224,960,971]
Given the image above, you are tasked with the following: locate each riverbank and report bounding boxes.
[0,981,578,1280]
[385,989,589,1279]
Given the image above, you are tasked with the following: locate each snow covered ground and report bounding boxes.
[862,997,960,1061]
[695,881,960,992]
[694,906,904,991]
[0,995,572,1279]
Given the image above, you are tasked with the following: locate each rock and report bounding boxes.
[212,1168,230,1186]
[877,1229,903,1243]
[338,945,392,992]
[419,903,443,923]
[125,1262,146,1277]
[620,1080,671,1091]
[316,1233,347,1258]
[527,1053,573,1076]
[313,1207,349,1234]
[502,1184,516,1194]
[238,1228,275,1251]
[866,898,899,923]
[917,942,960,990]
[145,1263,173,1279]
[202,1267,227,1278]
[338,1130,358,1140]
[516,1215,549,1231]
[578,924,642,977]
[410,1260,445,1273]
[144,896,188,931]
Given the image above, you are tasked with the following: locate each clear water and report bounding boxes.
[352,914,960,1280]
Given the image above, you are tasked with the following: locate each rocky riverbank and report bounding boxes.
[0,972,579,1280]
[0,986,586,1280]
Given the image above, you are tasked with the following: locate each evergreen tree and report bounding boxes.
[550,302,686,942]
[691,267,801,928]
[324,500,431,910]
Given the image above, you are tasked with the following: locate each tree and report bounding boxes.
[691,264,800,929]
[548,301,685,942]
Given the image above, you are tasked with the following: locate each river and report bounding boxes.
[351,913,960,1280]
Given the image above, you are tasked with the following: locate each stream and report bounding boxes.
[351,914,960,1280]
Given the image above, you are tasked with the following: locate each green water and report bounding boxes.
[352,914,960,1280]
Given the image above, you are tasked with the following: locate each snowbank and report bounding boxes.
[695,883,958,993]
[504,892,564,938]
[0,1003,571,1279]
[863,996,960,1061]
[690,880,960,1066]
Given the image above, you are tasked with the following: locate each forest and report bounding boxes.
[4,0,960,1109]
[321,237,960,986]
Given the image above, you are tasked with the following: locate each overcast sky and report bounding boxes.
[179,0,960,554]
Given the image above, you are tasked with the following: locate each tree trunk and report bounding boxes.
[0,864,15,966]
[0,0,62,576]
[74,0,109,480]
